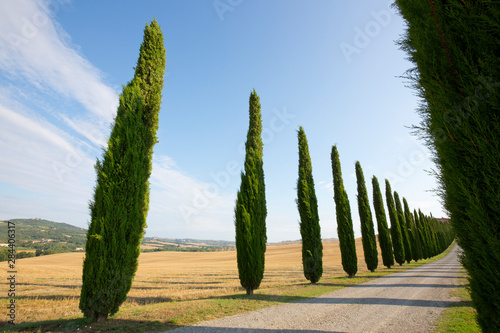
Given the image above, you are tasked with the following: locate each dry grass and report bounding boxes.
[1,238,449,332]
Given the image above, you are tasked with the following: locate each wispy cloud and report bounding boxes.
[0,0,118,122]
[148,156,235,239]
[0,0,235,238]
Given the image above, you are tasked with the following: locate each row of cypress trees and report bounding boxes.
[393,1,499,331]
[78,16,457,321]
[295,129,454,283]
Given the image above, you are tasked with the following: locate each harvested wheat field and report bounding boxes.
[1,238,386,327]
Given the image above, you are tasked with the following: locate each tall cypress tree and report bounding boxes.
[404,198,422,261]
[372,176,394,268]
[296,127,323,283]
[235,89,267,296]
[394,192,412,264]
[331,146,357,278]
[419,210,434,257]
[80,19,166,322]
[355,161,378,272]
[385,180,405,266]
[395,1,499,329]
[414,209,429,260]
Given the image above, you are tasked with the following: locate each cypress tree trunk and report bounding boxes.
[296,127,323,284]
[355,161,378,272]
[404,198,422,262]
[235,89,267,295]
[385,180,405,266]
[79,20,166,322]
[372,176,394,269]
[394,1,499,329]
[331,146,357,278]
[394,192,412,264]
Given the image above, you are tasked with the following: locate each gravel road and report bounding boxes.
[169,245,462,332]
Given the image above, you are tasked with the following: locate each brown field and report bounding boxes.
[1,238,443,332]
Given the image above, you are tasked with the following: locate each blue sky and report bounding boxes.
[0,0,446,242]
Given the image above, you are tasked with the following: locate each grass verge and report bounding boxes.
[1,244,456,333]
[433,270,480,333]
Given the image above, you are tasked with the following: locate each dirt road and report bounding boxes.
[169,245,462,332]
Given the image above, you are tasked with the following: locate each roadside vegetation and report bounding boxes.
[434,271,480,333]
[0,241,455,332]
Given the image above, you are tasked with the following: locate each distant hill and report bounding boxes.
[268,238,339,246]
[141,237,235,252]
[0,218,235,254]
[1,218,338,255]
[0,218,87,253]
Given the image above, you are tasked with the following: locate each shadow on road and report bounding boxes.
[351,283,459,288]
[171,327,343,332]
[296,296,460,308]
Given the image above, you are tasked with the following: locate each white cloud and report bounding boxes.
[0,0,236,239]
[0,101,96,225]
[0,0,118,122]
[148,155,235,239]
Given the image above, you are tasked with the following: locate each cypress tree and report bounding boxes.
[79,19,166,322]
[395,1,499,329]
[355,161,378,272]
[331,145,357,278]
[235,89,267,296]
[404,198,422,261]
[296,127,323,283]
[385,180,405,266]
[419,210,435,257]
[414,209,429,259]
[372,176,394,268]
[394,192,412,264]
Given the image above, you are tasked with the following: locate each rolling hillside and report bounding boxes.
[0,218,235,255]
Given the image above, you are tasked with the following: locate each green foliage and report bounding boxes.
[414,210,429,259]
[296,127,323,283]
[235,89,267,295]
[331,146,357,278]
[371,176,394,268]
[384,180,405,266]
[0,219,86,250]
[355,161,378,272]
[394,192,412,264]
[0,249,35,261]
[404,198,422,262]
[79,19,166,322]
[395,1,499,330]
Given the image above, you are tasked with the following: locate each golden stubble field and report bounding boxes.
[1,238,377,325]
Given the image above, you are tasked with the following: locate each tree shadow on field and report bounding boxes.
[204,293,309,304]
[312,281,352,288]
[15,282,81,289]
[134,280,227,285]
[0,317,178,333]
[0,294,174,305]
